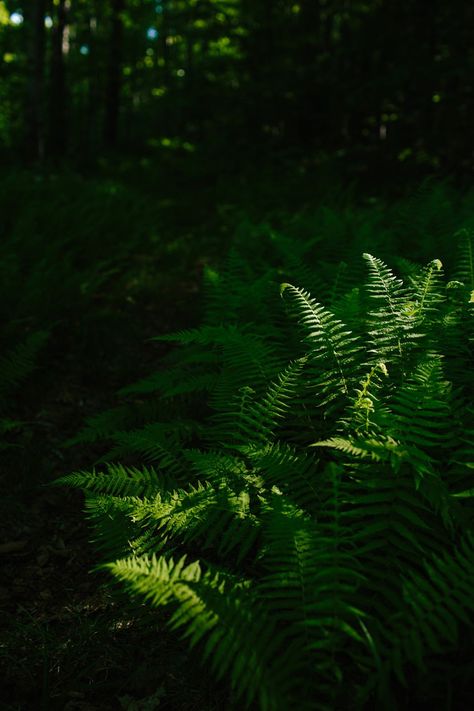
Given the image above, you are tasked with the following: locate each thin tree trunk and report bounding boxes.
[24,0,46,161]
[104,0,124,149]
[49,0,69,158]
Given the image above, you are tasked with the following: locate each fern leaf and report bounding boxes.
[387,533,474,679]
[0,330,49,400]
[107,553,295,709]
[281,283,360,408]
[453,228,474,291]
[363,253,416,364]
[55,463,162,498]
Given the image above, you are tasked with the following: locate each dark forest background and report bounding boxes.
[1,0,473,179]
[1,3,474,710]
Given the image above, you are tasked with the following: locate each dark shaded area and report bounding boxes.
[0,0,471,177]
[0,2,473,710]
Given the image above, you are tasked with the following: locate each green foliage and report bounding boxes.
[59,232,474,709]
[3,0,474,176]
[0,329,48,521]
[0,330,48,405]
[0,330,48,443]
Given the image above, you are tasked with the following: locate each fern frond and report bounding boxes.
[409,258,445,322]
[258,493,367,705]
[390,357,454,477]
[239,441,321,511]
[330,287,363,331]
[138,481,260,561]
[0,330,49,401]
[54,463,162,498]
[386,533,474,681]
[119,367,218,399]
[346,360,389,434]
[84,494,147,558]
[103,422,196,474]
[313,434,405,465]
[453,228,474,291]
[280,283,360,409]
[58,239,474,708]
[65,401,164,446]
[212,359,305,446]
[107,553,294,710]
[363,253,417,364]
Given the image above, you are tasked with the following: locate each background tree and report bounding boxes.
[0,0,472,175]
[23,0,46,161]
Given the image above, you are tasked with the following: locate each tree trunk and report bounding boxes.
[24,0,46,161]
[104,0,124,149]
[49,0,69,158]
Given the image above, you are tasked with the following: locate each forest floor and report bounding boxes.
[0,161,239,710]
[0,277,232,711]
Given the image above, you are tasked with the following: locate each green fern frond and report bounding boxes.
[245,358,306,443]
[54,463,162,498]
[260,493,365,627]
[138,481,259,560]
[330,287,363,331]
[84,494,147,558]
[313,434,405,465]
[391,357,454,474]
[157,325,282,409]
[280,283,360,408]
[409,258,445,321]
[258,494,367,704]
[154,325,243,346]
[212,359,305,446]
[65,400,166,446]
[0,330,49,401]
[346,360,389,434]
[118,361,219,398]
[239,441,321,511]
[363,253,416,363]
[103,423,196,474]
[107,553,294,710]
[183,449,250,483]
[453,228,474,291]
[387,533,474,681]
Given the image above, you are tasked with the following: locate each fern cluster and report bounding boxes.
[0,330,49,449]
[59,226,474,709]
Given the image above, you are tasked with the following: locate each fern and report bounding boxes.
[280,283,360,411]
[385,532,474,688]
[107,554,294,710]
[453,228,474,292]
[59,243,474,709]
[0,330,49,403]
[0,330,49,520]
[55,463,163,498]
[363,253,418,366]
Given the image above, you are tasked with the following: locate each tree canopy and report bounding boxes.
[0,0,472,176]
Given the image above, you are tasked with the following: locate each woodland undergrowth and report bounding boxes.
[52,180,474,710]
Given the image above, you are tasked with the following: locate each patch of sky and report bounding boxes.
[147,27,159,40]
[10,12,23,25]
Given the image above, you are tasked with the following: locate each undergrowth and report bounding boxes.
[57,188,474,710]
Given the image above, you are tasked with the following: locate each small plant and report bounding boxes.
[59,229,474,710]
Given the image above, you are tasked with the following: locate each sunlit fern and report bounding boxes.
[58,245,474,710]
